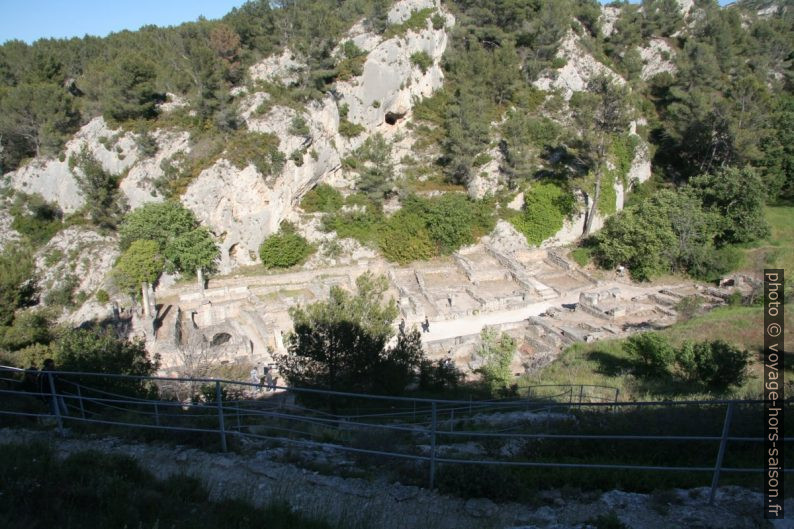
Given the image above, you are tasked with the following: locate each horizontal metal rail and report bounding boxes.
[1,365,790,504]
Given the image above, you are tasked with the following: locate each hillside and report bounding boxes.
[0,0,791,380]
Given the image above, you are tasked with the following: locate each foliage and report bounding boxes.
[53,327,159,397]
[0,310,52,351]
[475,326,516,394]
[69,146,126,229]
[112,240,163,296]
[277,272,424,395]
[410,51,432,74]
[678,340,751,391]
[300,183,344,213]
[43,273,79,308]
[95,289,110,304]
[384,7,434,39]
[350,134,395,201]
[419,358,463,392]
[688,167,769,244]
[570,246,593,267]
[511,181,575,246]
[623,332,675,377]
[163,227,219,276]
[119,201,198,250]
[0,243,37,327]
[225,131,285,177]
[259,229,314,269]
[8,192,63,247]
[118,201,219,277]
[100,54,160,123]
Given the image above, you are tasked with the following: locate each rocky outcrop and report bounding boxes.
[34,226,118,310]
[534,29,625,100]
[119,129,190,209]
[336,0,451,141]
[0,206,21,251]
[639,38,677,80]
[186,0,452,273]
[249,49,306,86]
[7,117,139,213]
[600,5,622,37]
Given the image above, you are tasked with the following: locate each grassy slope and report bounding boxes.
[528,206,794,401]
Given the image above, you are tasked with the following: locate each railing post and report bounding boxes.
[76,384,85,419]
[709,401,735,505]
[47,372,64,436]
[450,408,454,432]
[429,401,437,490]
[216,380,227,452]
[154,402,160,426]
[579,384,584,404]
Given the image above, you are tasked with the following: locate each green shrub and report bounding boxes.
[300,184,344,213]
[377,210,435,264]
[550,57,568,69]
[511,182,575,246]
[384,8,434,38]
[44,274,80,308]
[410,51,433,74]
[259,231,314,269]
[9,193,63,247]
[570,247,592,267]
[226,131,285,177]
[431,13,445,30]
[95,289,110,304]
[623,332,675,377]
[690,340,751,391]
[289,115,310,137]
[338,118,365,138]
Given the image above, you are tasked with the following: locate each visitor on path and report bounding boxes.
[422,316,430,333]
[398,319,406,335]
[39,359,69,416]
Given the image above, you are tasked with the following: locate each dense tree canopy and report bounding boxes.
[277,272,425,395]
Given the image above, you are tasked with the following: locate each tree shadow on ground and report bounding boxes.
[587,350,633,377]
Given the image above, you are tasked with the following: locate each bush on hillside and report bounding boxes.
[259,230,314,269]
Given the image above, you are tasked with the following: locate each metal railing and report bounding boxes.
[0,365,789,504]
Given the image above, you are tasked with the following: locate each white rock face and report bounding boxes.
[182,160,274,272]
[0,205,21,251]
[336,1,450,139]
[249,49,306,86]
[467,148,503,200]
[534,30,625,100]
[388,0,437,23]
[158,93,189,114]
[639,39,676,80]
[120,130,190,209]
[181,92,343,274]
[34,226,119,308]
[627,140,652,185]
[600,6,622,37]
[7,117,139,213]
